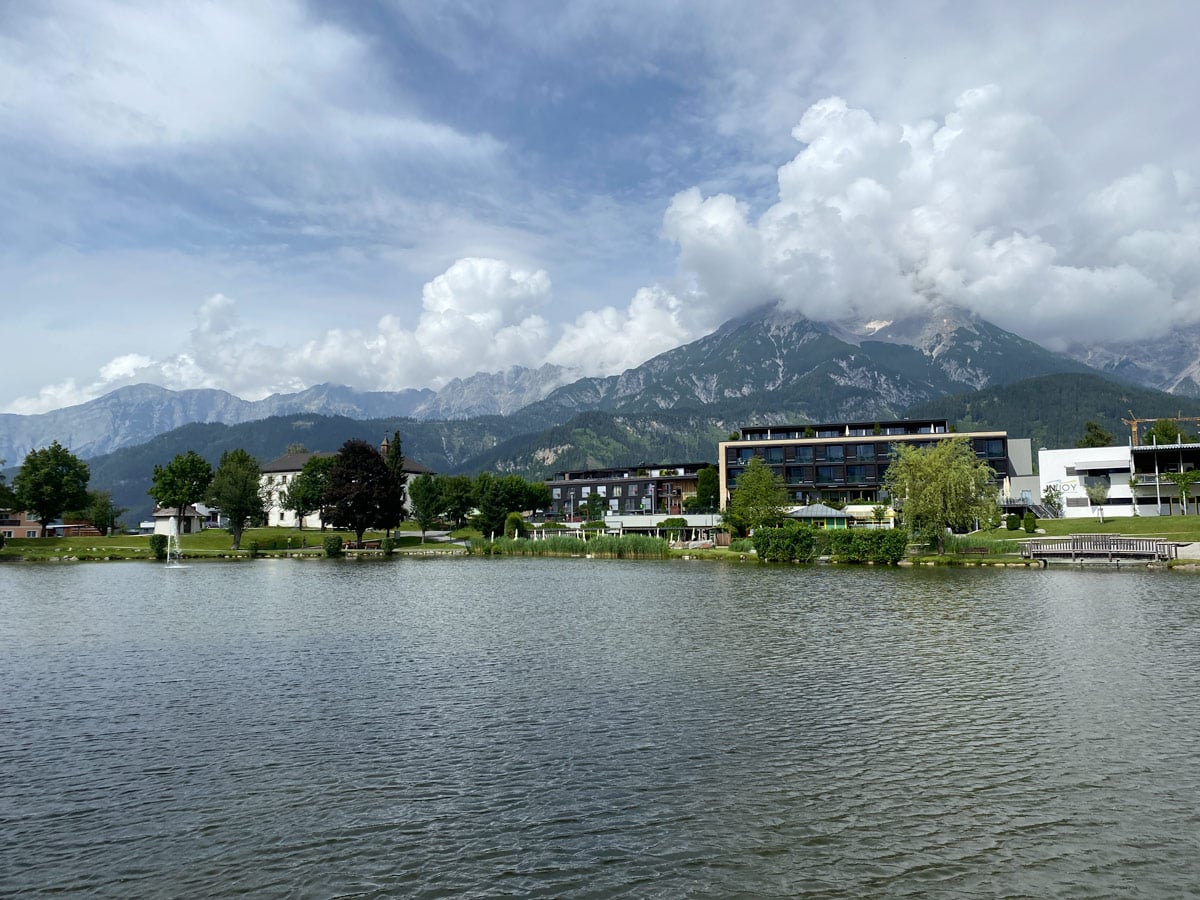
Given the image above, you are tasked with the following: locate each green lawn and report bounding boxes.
[0,525,468,561]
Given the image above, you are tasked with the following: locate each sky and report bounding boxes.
[2,0,1198,414]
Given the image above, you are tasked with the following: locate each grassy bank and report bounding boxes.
[0,524,472,562]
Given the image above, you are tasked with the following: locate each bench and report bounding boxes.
[958,546,989,556]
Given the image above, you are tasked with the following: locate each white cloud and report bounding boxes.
[664,87,1200,347]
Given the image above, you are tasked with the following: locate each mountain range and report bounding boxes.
[5,302,1199,525]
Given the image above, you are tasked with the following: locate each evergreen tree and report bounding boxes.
[1076,421,1115,448]
[13,441,90,536]
[208,449,265,550]
[694,465,720,511]
[381,430,408,536]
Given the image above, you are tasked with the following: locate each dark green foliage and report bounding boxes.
[149,534,168,560]
[1077,420,1115,448]
[751,522,817,564]
[13,441,91,535]
[207,448,263,550]
[1006,514,1021,530]
[408,473,442,539]
[473,473,543,537]
[476,534,668,558]
[247,540,260,558]
[78,489,126,536]
[906,373,1200,451]
[694,466,720,511]
[504,511,526,538]
[725,457,790,536]
[583,491,607,521]
[728,539,754,553]
[658,517,688,539]
[826,528,909,564]
[1023,512,1037,534]
[284,454,336,529]
[323,535,343,557]
[148,450,212,525]
[437,475,476,529]
[1143,418,1199,446]
[324,439,393,544]
[381,430,408,532]
[380,537,395,556]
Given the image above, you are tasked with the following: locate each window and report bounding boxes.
[786,466,813,484]
[552,488,561,499]
[846,465,872,484]
[826,445,844,462]
[2,530,11,538]
[816,465,842,484]
[765,447,784,463]
[629,484,639,496]
[612,486,621,497]
[793,446,813,463]
[26,530,38,538]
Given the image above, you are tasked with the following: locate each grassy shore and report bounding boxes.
[0,524,474,562]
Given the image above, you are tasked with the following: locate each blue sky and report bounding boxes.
[3,1,1198,413]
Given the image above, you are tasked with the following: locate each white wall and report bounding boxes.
[1038,445,1155,519]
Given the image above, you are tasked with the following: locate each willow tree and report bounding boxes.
[882,437,997,555]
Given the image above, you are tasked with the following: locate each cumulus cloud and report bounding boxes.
[663,86,1200,348]
[4,259,696,412]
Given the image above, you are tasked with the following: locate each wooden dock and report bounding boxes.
[1020,534,1178,564]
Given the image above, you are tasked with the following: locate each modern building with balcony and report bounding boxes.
[546,463,712,521]
[1040,441,1200,518]
[719,418,1037,515]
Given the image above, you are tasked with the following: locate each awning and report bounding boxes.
[1073,458,1128,470]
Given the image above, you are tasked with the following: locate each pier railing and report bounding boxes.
[1020,534,1178,562]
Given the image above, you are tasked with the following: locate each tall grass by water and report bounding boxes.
[474,534,670,559]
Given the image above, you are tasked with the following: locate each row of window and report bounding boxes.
[729,438,1008,466]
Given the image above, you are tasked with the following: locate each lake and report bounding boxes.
[2,558,1199,897]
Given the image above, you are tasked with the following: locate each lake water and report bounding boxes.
[2,558,1199,897]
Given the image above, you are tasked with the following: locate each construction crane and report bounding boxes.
[1122,411,1200,446]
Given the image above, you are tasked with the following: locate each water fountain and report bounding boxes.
[165,515,188,568]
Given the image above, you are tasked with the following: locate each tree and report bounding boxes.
[408,473,442,542]
[882,436,997,555]
[1076,421,1115,448]
[13,442,90,536]
[74,489,126,536]
[1161,470,1200,516]
[1084,480,1110,522]
[324,439,393,545]
[1128,475,1140,516]
[208,449,264,550]
[1143,418,1198,447]
[0,459,17,510]
[724,457,789,536]
[473,473,535,537]
[524,481,552,517]
[381,431,408,536]
[1042,484,1064,517]
[438,475,476,529]
[283,454,336,529]
[694,465,720,512]
[583,490,607,521]
[149,450,213,530]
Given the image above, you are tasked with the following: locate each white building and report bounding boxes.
[1039,441,1200,519]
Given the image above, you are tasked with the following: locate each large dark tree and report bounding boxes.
[208,449,264,550]
[149,450,213,530]
[1143,418,1198,447]
[13,441,90,536]
[324,439,393,545]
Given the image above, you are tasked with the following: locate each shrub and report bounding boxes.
[751,522,817,563]
[323,535,344,557]
[826,528,910,565]
[380,536,395,556]
[1006,514,1021,531]
[504,512,526,539]
[149,534,168,560]
[247,540,260,558]
[729,539,755,553]
[0,533,5,550]
[1023,512,1037,534]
